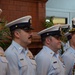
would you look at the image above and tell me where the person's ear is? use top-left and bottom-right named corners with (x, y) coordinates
top-left (46, 37), bottom-right (51, 44)
top-left (14, 31), bottom-right (20, 38)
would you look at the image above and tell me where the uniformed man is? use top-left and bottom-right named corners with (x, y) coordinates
top-left (0, 47), bottom-right (9, 75)
top-left (0, 8), bottom-right (9, 75)
top-left (35, 24), bottom-right (67, 75)
top-left (61, 32), bottom-right (71, 52)
top-left (62, 18), bottom-right (75, 75)
top-left (5, 15), bottom-right (36, 75)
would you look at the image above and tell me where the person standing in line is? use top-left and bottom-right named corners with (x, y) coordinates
top-left (5, 15), bottom-right (36, 75)
top-left (62, 32), bottom-right (71, 52)
top-left (0, 47), bottom-right (9, 75)
top-left (0, 8), bottom-right (9, 75)
top-left (62, 29), bottom-right (75, 75)
top-left (35, 24), bottom-right (68, 75)
top-left (62, 18), bottom-right (75, 75)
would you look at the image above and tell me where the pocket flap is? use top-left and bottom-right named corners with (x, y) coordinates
top-left (52, 61), bottom-right (59, 69)
top-left (19, 59), bottom-right (27, 67)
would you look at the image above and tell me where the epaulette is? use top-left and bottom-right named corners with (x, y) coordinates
top-left (50, 52), bottom-right (54, 57)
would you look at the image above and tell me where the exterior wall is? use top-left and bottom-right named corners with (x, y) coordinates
top-left (0, 0), bottom-right (47, 32)
top-left (46, 0), bottom-right (75, 28)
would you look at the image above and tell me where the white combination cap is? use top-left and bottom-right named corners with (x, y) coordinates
top-left (6, 15), bottom-right (34, 31)
top-left (38, 24), bottom-right (69, 37)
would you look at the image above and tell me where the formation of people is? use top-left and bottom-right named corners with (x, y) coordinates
top-left (0, 8), bottom-right (75, 75)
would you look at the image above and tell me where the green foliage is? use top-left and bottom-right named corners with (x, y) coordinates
top-left (0, 19), bottom-right (11, 50)
top-left (59, 45), bottom-right (65, 55)
top-left (43, 17), bottom-right (54, 28)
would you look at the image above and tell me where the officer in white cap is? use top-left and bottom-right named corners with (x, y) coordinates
top-left (0, 8), bottom-right (9, 75)
top-left (62, 23), bottom-right (75, 75)
top-left (5, 15), bottom-right (36, 75)
top-left (0, 47), bottom-right (9, 75)
top-left (35, 24), bottom-right (68, 75)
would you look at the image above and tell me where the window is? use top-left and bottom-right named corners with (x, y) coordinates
top-left (46, 17), bottom-right (67, 25)
top-left (53, 17), bottom-right (67, 24)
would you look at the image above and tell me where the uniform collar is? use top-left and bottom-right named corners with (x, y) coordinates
top-left (43, 46), bottom-right (56, 57)
top-left (12, 41), bottom-right (28, 54)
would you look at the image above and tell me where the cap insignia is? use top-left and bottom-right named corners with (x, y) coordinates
top-left (15, 25), bottom-right (18, 28)
top-left (47, 33), bottom-right (49, 35)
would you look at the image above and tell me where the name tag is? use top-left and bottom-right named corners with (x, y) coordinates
top-left (53, 61), bottom-right (59, 69)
